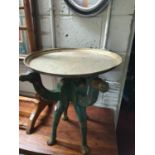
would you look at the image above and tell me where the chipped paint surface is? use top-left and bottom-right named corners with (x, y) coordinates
top-left (55, 16), bottom-right (105, 48)
top-left (54, 0), bottom-right (69, 15)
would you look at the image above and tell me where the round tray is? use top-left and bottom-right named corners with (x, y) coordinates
top-left (24, 48), bottom-right (122, 77)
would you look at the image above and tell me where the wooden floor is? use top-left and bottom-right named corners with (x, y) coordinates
top-left (19, 98), bottom-right (118, 155)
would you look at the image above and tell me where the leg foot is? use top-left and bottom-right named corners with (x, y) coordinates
top-left (26, 128), bottom-right (32, 134)
top-left (47, 137), bottom-right (57, 146)
top-left (81, 145), bottom-right (89, 155)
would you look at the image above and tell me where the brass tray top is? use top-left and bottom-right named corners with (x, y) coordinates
top-left (24, 48), bottom-right (122, 77)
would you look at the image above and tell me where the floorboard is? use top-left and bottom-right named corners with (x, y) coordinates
top-left (19, 99), bottom-right (118, 155)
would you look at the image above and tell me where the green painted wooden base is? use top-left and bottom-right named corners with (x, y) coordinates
top-left (19, 71), bottom-right (109, 154)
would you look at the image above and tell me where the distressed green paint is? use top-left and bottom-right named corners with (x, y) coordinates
top-left (19, 71), bottom-right (109, 154)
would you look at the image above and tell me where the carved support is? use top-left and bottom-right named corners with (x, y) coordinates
top-left (20, 71), bottom-right (109, 154)
top-left (26, 97), bottom-right (47, 134)
top-left (19, 71), bottom-right (61, 133)
top-left (47, 77), bottom-right (109, 154)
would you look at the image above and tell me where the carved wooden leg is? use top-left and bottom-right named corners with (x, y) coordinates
top-left (48, 79), bottom-right (71, 145)
top-left (47, 101), bottom-right (65, 145)
top-left (74, 104), bottom-right (89, 155)
top-left (26, 99), bottom-right (47, 134)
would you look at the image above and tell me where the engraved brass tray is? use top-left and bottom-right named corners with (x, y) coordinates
top-left (24, 48), bottom-right (122, 77)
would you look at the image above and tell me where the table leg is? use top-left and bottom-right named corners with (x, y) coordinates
top-left (74, 104), bottom-right (89, 154)
top-left (47, 100), bottom-right (67, 145)
top-left (47, 79), bottom-right (71, 145)
top-left (20, 71), bottom-right (61, 134)
top-left (26, 99), bottom-right (48, 134)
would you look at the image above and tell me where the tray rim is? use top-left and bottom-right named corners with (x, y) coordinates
top-left (24, 48), bottom-right (122, 78)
